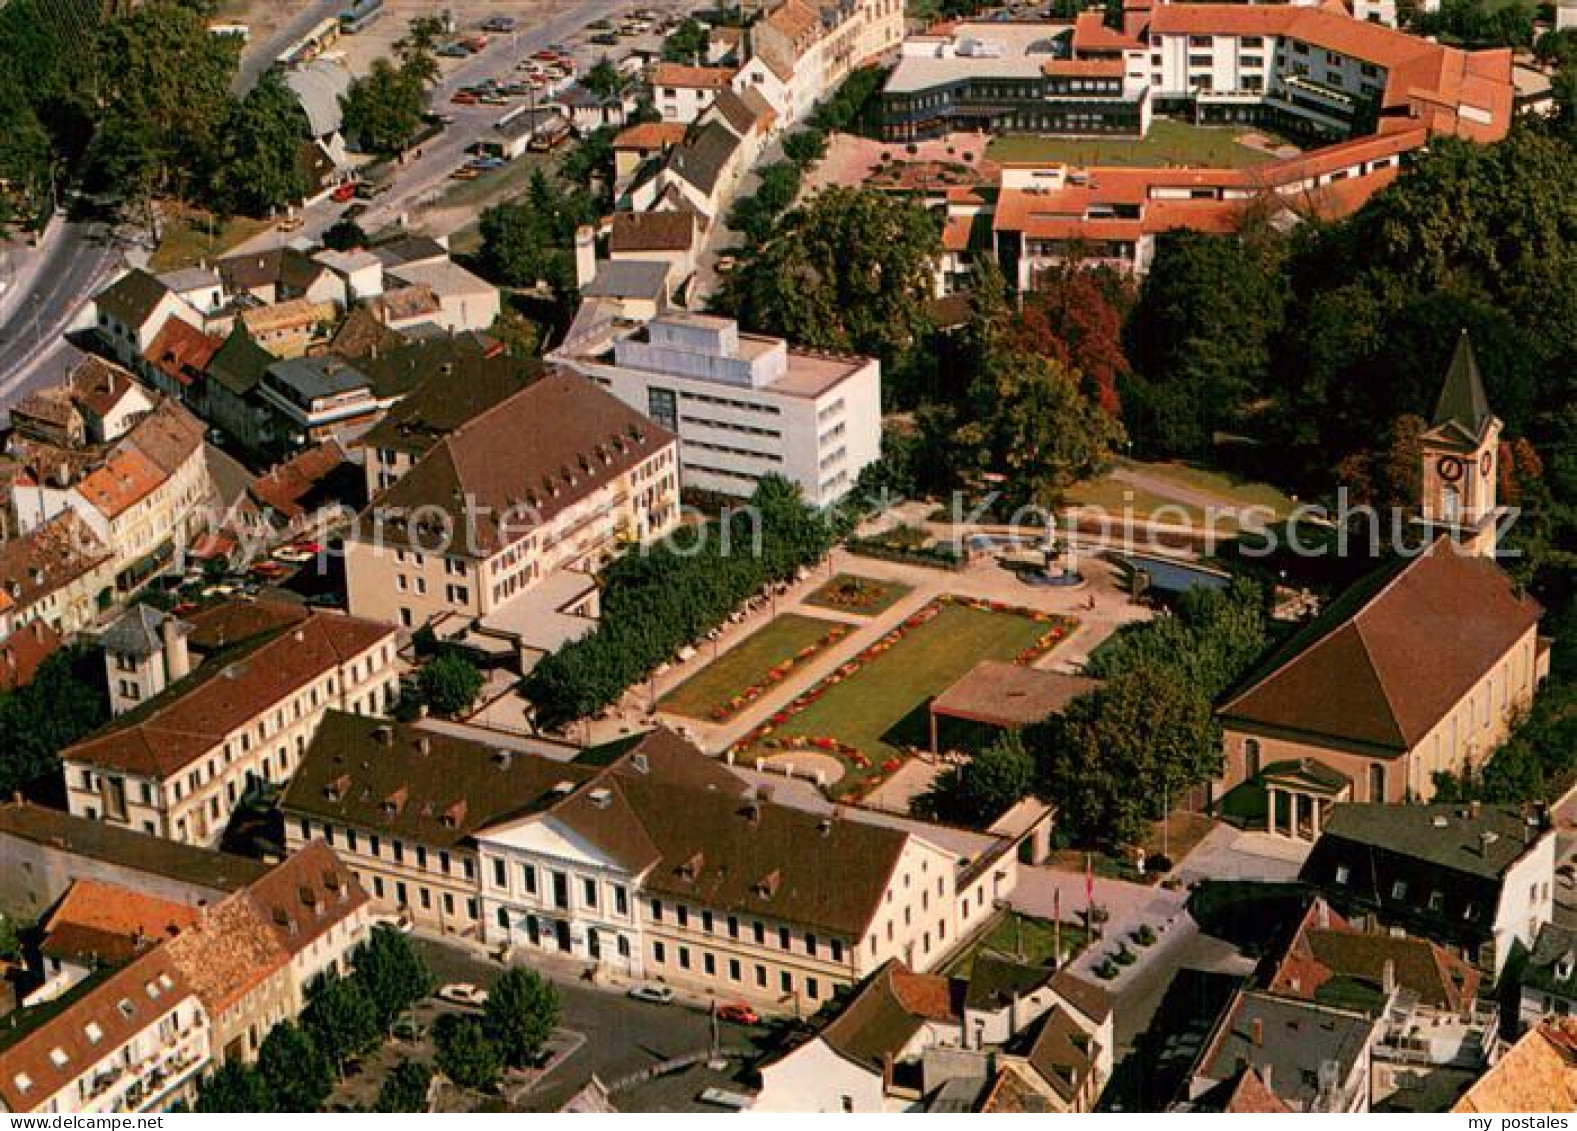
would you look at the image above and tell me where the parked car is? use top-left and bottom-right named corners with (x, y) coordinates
top-left (482, 15), bottom-right (517, 32)
top-left (437, 41), bottom-right (472, 57)
top-left (276, 214), bottom-right (304, 232)
top-left (392, 1016), bottom-right (428, 1041)
top-left (627, 982), bottom-right (674, 1005)
top-left (450, 166), bottom-right (481, 181)
top-left (716, 1002), bottom-right (760, 1025)
top-left (590, 32), bottom-right (617, 45)
top-left (331, 182), bottom-right (358, 203)
top-left (438, 983), bottom-right (490, 1008)
top-left (451, 89), bottom-right (479, 104)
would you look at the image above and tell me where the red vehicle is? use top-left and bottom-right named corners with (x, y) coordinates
top-left (250, 560), bottom-right (289, 579)
top-left (716, 1003), bottom-right (760, 1026)
top-left (332, 182), bottom-right (358, 203)
top-left (451, 90), bottom-right (479, 105)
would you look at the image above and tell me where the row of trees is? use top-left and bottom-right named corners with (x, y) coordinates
top-left (433, 968), bottom-right (562, 1091)
top-left (524, 476), bottom-right (836, 728)
top-left (195, 926), bottom-right (435, 1112)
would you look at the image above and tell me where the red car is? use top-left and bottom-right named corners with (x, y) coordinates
top-left (250, 560), bottom-right (289, 579)
top-left (450, 90), bottom-right (479, 105)
top-left (331, 182), bottom-right (358, 203)
top-left (716, 1002), bottom-right (760, 1026)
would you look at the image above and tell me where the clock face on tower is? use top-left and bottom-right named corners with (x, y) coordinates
top-left (1437, 456), bottom-right (1464, 482)
top-left (1481, 450), bottom-right (1493, 478)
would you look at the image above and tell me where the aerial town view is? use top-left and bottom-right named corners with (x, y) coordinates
top-left (0, 0), bottom-right (1574, 1117)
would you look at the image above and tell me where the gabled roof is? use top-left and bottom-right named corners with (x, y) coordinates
top-left (667, 119), bottom-right (743, 196)
top-left (62, 604), bottom-right (394, 780)
top-left (100, 604), bottom-right (170, 660)
top-left (1426, 330), bottom-right (1495, 447)
top-left (651, 62), bottom-right (734, 89)
top-left (329, 307), bottom-right (409, 359)
top-left (1454, 1018), bottom-right (1577, 1113)
top-left (68, 357), bottom-right (147, 420)
top-left (817, 960), bottom-right (962, 1073)
top-left (95, 269), bottom-right (174, 329)
top-left (1190, 1065), bottom-right (1293, 1114)
top-left (205, 326), bottom-right (277, 397)
top-left (248, 440), bottom-right (355, 522)
top-left (145, 317), bottom-right (222, 390)
top-left (612, 121), bottom-right (689, 151)
top-left (358, 352), bottom-right (537, 459)
top-left (0, 621), bottom-right (63, 692)
top-left (40, 879), bottom-right (200, 968)
top-left (608, 210), bottom-right (698, 254)
top-left (216, 247), bottom-right (327, 295)
top-left (119, 397), bottom-right (206, 476)
top-left (0, 511), bottom-right (111, 611)
top-left (356, 370), bottom-right (672, 558)
top-left (282, 711), bottom-right (599, 849)
top-left (1218, 539), bottom-right (1541, 751)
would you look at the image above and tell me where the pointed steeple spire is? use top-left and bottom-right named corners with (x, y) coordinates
top-left (1430, 330), bottom-right (1492, 440)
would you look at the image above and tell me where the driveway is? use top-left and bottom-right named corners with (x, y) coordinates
top-left (1172, 823), bottom-right (1310, 885)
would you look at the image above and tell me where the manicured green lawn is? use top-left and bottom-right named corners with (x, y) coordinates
top-left (803, 574), bottom-right (914, 617)
top-left (750, 601), bottom-right (1057, 790)
top-left (1123, 460), bottom-right (1294, 515)
top-left (945, 912), bottom-right (1089, 977)
top-left (659, 613), bottom-right (847, 722)
top-left (986, 120), bottom-right (1280, 169)
top-left (152, 211), bottom-right (274, 272)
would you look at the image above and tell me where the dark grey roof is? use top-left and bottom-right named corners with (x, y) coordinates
top-left (1429, 330), bottom-right (1493, 442)
top-left (1199, 991), bottom-right (1379, 1112)
top-left (266, 356), bottom-right (370, 399)
top-left (1523, 923), bottom-right (1577, 998)
top-left (965, 954), bottom-right (1054, 1012)
top-left (668, 119), bottom-right (742, 196)
top-left (100, 605), bottom-right (168, 659)
top-left (583, 259), bottom-right (669, 301)
top-left (370, 235), bottom-right (449, 270)
top-left (1313, 803), bottom-right (1547, 882)
top-left (206, 328), bottom-right (276, 396)
top-left (96, 270), bottom-right (171, 329)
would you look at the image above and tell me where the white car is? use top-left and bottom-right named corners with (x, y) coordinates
top-left (627, 982), bottom-right (674, 1005)
top-left (271, 546), bottom-right (315, 564)
top-left (438, 982), bottom-right (490, 1008)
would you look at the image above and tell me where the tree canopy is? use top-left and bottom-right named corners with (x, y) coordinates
top-left (433, 1014), bottom-right (502, 1092)
top-left (484, 967), bottom-right (561, 1068)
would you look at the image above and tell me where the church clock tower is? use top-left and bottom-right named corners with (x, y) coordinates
top-left (1416, 331), bottom-right (1503, 557)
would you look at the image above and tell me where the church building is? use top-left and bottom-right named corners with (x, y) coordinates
top-left (1214, 336), bottom-right (1550, 838)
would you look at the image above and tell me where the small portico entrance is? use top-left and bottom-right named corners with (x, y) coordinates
top-left (1260, 758), bottom-right (1351, 842)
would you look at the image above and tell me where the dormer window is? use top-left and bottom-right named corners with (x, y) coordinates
top-left (84, 1022), bottom-right (103, 1045)
top-left (14, 1073), bottom-right (30, 1095)
top-left (49, 1048), bottom-right (68, 1069)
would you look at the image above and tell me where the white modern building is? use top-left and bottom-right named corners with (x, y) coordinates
top-left (551, 313), bottom-right (881, 506)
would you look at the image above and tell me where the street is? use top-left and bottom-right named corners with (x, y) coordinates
top-left (412, 936), bottom-right (770, 1111)
top-left (230, 0), bottom-right (639, 254)
top-left (0, 220), bottom-right (122, 413)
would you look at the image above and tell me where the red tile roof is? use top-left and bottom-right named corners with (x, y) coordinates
top-left (652, 63), bottom-right (734, 89)
top-left (613, 121), bottom-right (690, 151)
top-left (40, 880), bottom-right (201, 968)
top-left (145, 317), bottom-right (222, 390)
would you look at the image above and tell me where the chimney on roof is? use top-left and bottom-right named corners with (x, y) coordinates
top-left (1250, 1018), bottom-right (1263, 1047)
top-left (163, 616), bottom-right (190, 682)
top-left (415, 736), bottom-right (431, 756)
top-left (1469, 800), bottom-right (1481, 820)
top-left (574, 226), bottom-right (597, 289)
top-left (817, 816), bottom-right (833, 837)
top-left (1382, 959), bottom-right (1396, 996)
top-left (1260, 1063), bottom-right (1273, 1090)
top-left (1316, 900), bottom-right (1330, 930)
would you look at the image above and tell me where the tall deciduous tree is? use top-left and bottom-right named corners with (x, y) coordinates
top-left (913, 732), bottom-right (1035, 826)
top-left (302, 973), bottom-right (380, 1079)
top-left (1010, 265), bottom-right (1134, 418)
top-left (355, 925), bottom-right (435, 1029)
top-left (727, 187), bottom-right (940, 365)
top-left (484, 968), bottom-right (561, 1068)
top-left (195, 1062), bottom-right (271, 1113)
top-left (662, 18), bottom-right (710, 62)
top-left (257, 1021), bottom-right (332, 1112)
top-left (214, 73), bottom-right (310, 216)
top-left (341, 58), bottom-right (424, 156)
top-left (433, 1014), bottom-right (502, 1091)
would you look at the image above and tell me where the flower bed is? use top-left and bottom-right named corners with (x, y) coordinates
top-left (734, 595), bottom-right (1077, 798)
top-left (701, 623), bottom-right (852, 722)
top-left (804, 574), bottom-right (913, 617)
top-left (659, 614), bottom-right (852, 724)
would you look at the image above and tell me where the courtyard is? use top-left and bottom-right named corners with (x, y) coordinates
top-left (736, 596), bottom-right (1075, 799)
top-left (943, 910), bottom-right (1090, 978)
top-left (985, 120), bottom-right (1291, 169)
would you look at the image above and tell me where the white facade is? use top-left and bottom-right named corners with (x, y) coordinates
top-left (553, 314), bottom-right (882, 506)
top-left (1490, 829), bottom-right (1558, 979)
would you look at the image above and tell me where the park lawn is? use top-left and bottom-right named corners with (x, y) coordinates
top-left (945, 911), bottom-right (1089, 978)
top-left (659, 613), bottom-right (846, 722)
top-left (151, 210), bottom-right (273, 272)
top-left (986, 120), bottom-right (1279, 169)
top-left (1122, 460), bottom-right (1294, 516)
top-left (757, 601), bottom-right (1053, 792)
top-left (803, 573), bottom-right (914, 617)
top-left (1065, 474), bottom-right (1213, 525)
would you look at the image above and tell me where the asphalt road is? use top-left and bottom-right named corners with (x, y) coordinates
top-left (234, 0), bottom-right (346, 94)
top-left (412, 936), bottom-right (769, 1111)
top-left (231, 0), bottom-right (634, 254)
top-left (0, 221), bottom-right (122, 413)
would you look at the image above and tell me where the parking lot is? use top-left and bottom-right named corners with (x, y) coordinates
top-left (409, 938), bottom-right (773, 1111)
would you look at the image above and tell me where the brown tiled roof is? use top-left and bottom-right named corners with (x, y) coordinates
top-left (358, 352), bottom-right (538, 459)
top-left (358, 371), bottom-right (675, 558)
top-left (240, 298), bottom-right (336, 336)
top-left (329, 307), bottom-right (409, 359)
top-left (63, 606), bottom-right (394, 779)
top-left (0, 620), bottom-right (63, 691)
top-left (1219, 539), bottom-right (1541, 751)
top-left (181, 598), bottom-right (309, 652)
top-left (765, 0), bottom-right (819, 47)
top-left (1024, 1006), bottom-right (1097, 1104)
top-left (373, 284), bottom-right (440, 323)
top-left (1455, 1019), bottom-right (1577, 1113)
top-left (932, 663), bottom-right (1099, 729)
top-left (0, 511), bottom-right (111, 611)
top-left (41, 880), bottom-right (200, 968)
top-left (0, 799), bottom-right (267, 893)
top-left (282, 711), bottom-right (598, 849)
top-left (162, 895), bottom-right (286, 1014)
top-left (243, 839), bottom-right (369, 957)
top-left (1193, 1065), bottom-right (1293, 1114)
top-left (612, 121), bottom-right (689, 151)
top-left (145, 317), bottom-right (222, 390)
top-left (1048, 969), bottom-right (1113, 1027)
top-left (979, 1062), bottom-right (1056, 1112)
top-left (609, 210), bottom-right (697, 254)
top-left (215, 248), bottom-right (326, 296)
top-left (652, 63), bottom-right (734, 89)
top-left (0, 946), bottom-right (195, 1112)
top-left (817, 960), bottom-right (962, 1072)
top-left (11, 389), bottom-right (79, 430)
top-left (249, 440), bottom-right (351, 522)
top-left (119, 397), bottom-right (205, 477)
top-left (76, 448), bottom-right (165, 519)
top-left (68, 357), bottom-right (144, 420)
